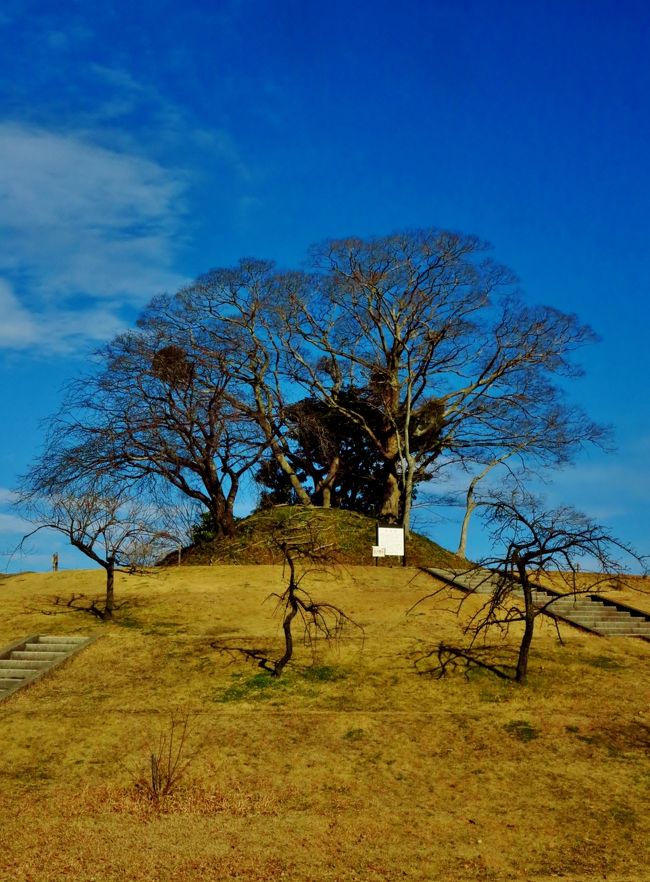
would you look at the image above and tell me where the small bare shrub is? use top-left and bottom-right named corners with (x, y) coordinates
top-left (129, 708), bottom-right (194, 803)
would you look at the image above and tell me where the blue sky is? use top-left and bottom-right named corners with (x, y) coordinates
top-left (1, 0), bottom-right (648, 571)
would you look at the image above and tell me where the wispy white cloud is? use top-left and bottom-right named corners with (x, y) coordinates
top-left (0, 279), bottom-right (37, 347)
top-left (46, 25), bottom-right (93, 51)
top-left (0, 274), bottom-right (129, 353)
top-left (0, 511), bottom-right (28, 535)
top-left (0, 488), bottom-right (18, 506)
top-left (0, 122), bottom-right (190, 351)
top-left (0, 488), bottom-right (28, 538)
top-left (84, 64), bottom-right (254, 184)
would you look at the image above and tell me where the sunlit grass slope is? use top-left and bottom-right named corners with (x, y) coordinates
top-left (0, 565), bottom-right (649, 882)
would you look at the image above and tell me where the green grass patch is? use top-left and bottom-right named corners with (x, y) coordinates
top-left (215, 664), bottom-right (346, 702)
top-left (216, 672), bottom-right (292, 702)
top-left (343, 727), bottom-right (365, 741)
top-left (584, 655), bottom-right (623, 670)
top-left (298, 664), bottom-right (347, 682)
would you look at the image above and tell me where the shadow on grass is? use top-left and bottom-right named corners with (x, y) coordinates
top-left (28, 593), bottom-right (147, 629)
top-left (414, 641), bottom-right (518, 681)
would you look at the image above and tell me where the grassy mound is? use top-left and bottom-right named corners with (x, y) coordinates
top-left (178, 504), bottom-right (464, 568)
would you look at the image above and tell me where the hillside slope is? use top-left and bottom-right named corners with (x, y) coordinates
top-left (177, 505), bottom-right (464, 568)
top-left (0, 566), bottom-right (648, 882)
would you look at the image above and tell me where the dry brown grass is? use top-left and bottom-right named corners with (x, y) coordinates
top-left (0, 564), bottom-right (648, 881)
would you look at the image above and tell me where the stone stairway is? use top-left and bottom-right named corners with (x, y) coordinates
top-left (530, 586), bottom-right (650, 637)
top-left (0, 635), bottom-right (94, 701)
top-left (427, 567), bottom-right (650, 638)
top-left (427, 567), bottom-right (500, 595)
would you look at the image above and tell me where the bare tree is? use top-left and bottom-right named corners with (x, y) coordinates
top-left (455, 456), bottom-right (516, 558)
top-left (20, 261), bottom-right (317, 544)
top-left (267, 514), bottom-right (363, 676)
top-left (416, 490), bottom-right (645, 683)
top-left (282, 229), bottom-right (605, 535)
top-left (176, 260), bottom-right (314, 507)
top-left (213, 510), bottom-right (362, 676)
top-left (17, 481), bottom-right (174, 619)
top-left (452, 392), bottom-right (611, 558)
top-left (33, 305), bottom-right (264, 539)
top-left (20, 236), bottom-right (607, 551)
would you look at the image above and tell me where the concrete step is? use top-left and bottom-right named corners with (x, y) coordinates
top-left (11, 651), bottom-right (65, 661)
top-left (563, 609), bottom-right (643, 618)
top-left (539, 603), bottom-right (640, 621)
top-left (547, 611), bottom-right (628, 621)
top-left (0, 635), bottom-right (95, 701)
top-left (34, 635), bottom-right (89, 644)
top-left (547, 600), bottom-right (625, 610)
top-left (0, 668), bottom-right (40, 679)
top-left (0, 678), bottom-right (24, 689)
top-left (0, 658), bottom-right (50, 669)
top-left (555, 609), bottom-right (633, 618)
top-left (570, 623), bottom-right (648, 632)
top-left (558, 611), bottom-right (647, 623)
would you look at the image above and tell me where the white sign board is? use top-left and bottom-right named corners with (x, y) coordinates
top-left (376, 526), bottom-right (405, 557)
top-left (372, 545), bottom-right (386, 558)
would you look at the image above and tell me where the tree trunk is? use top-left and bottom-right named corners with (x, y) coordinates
top-left (254, 388), bottom-right (312, 506)
top-left (401, 453), bottom-right (416, 538)
top-left (206, 479), bottom-right (236, 538)
top-left (317, 454), bottom-right (339, 509)
top-left (103, 558), bottom-right (115, 620)
top-left (220, 504), bottom-right (236, 538)
top-left (457, 494), bottom-right (477, 559)
top-left (457, 459), bottom-right (512, 558)
top-left (274, 556), bottom-right (298, 676)
top-left (379, 424), bottom-right (401, 522)
top-left (270, 440), bottom-right (312, 506)
top-left (224, 474), bottom-right (240, 536)
top-left (208, 505), bottom-right (235, 539)
top-left (515, 563), bottom-right (535, 683)
top-left (378, 391), bottom-right (401, 522)
top-left (379, 468), bottom-right (401, 522)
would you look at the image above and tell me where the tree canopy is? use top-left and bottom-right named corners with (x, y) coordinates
top-left (18, 227), bottom-right (606, 546)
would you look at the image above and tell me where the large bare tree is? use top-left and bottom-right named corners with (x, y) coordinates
top-left (31, 301), bottom-right (265, 538)
top-left (282, 229), bottom-right (604, 535)
top-left (20, 234), bottom-right (607, 548)
top-left (173, 259), bottom-right (314, 506)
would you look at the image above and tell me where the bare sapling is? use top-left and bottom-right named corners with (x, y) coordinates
top-left (213, 511), bottom-right (363, 676)
top-left (130, 707), bottom-right (194, 803)
top-left (412, 490), bottom-right (645, 684)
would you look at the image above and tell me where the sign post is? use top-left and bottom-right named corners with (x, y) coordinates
top-left (374, 525), bottom-right (406, 566)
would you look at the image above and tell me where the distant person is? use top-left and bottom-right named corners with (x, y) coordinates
top-left (52, 552), bottom-right (59, 572)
